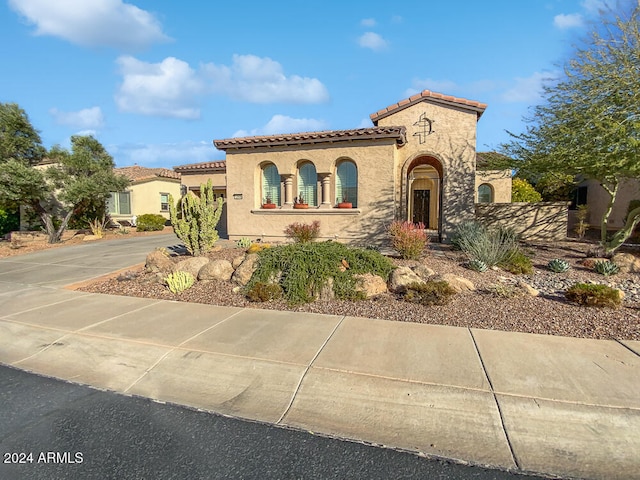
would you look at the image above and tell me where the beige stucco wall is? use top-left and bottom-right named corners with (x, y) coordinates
top-left (475, 170), bottom-right (512, 203)
top-left (225, 141), bottom-right (398, 243)
top-left (377, 101), bottom-right (479, 240)
top-left (111, 178), bottom-right (181, 222)
top-left (475, 202), bottom-right (569, 241)
top-left (584, 178), bottom-right (640, 229)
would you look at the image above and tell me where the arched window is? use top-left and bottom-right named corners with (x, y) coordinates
top-left (336, 160), bottom-right (357, 207)
top-left (478, 183), bottom-right (493, 203)
top-left (262, 164), bottom-right (281, 205)
top-left (298, 162), bottom-right (317, 206)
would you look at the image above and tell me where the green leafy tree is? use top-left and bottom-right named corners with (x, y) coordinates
top-left (534, 172), bottom-right (576, 201)
top-left (0, 103), bottom-right (46, 166)
top-left (511, 178), bottom-right (543, 202)
top-left (501, 5), bottom-right (640, 253)
top-left (0, 135), bottom-right (129, 243)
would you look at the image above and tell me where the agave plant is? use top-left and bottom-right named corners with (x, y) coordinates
top-left (467, 258), bottom-right (488, 273)
top-left (547, 258), bottom-right (570, 273)
top-left (594, 260), bottom-right (620, 276)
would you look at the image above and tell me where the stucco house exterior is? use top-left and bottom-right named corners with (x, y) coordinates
top-left (205, 90), bottom-right (512, 243)
top-left (108, 166), bottom-right (181, 225)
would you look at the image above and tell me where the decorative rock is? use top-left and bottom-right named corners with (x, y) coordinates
top-left (145, 250), bottom-right (174, 274)
top-left (412, 265), bottom-right (436, 280)
top-left (581, 257), bottom-right (608, 269)
top-left (232, 255), bottom-right (246, 269)
top-left (198, 259), bottom-right (234, 281)
top-left (82, 234), bottom-right (99, 241)
top-left (388, 266), bottom-right (425, 293)
top-left (433, 273), bottom-right (475, 293)
top-left (354, 273), bottom-right (388, 298)
top-left (313, 277), bottom-right (335, 301)
top-left (517, 280), bottom-right (539, 297)
top-left (232, 253), bottom-right (259, 286)
top-left (174, 256), bottom-right (210, 278)
top-left (611, 252), bottom-right (640, 274)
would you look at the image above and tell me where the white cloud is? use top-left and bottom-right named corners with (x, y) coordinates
top-left (232, 115), bottom-right (327, 138)
top-left (553, 13), bottom-right (584, 29)
top-left (501, 72), bottom-right (556, 103)
top-left (361, 18), bottom-right (376, 27)
top-left (50, 106), bottom-right (105, 129)
top-left (201, 54), bottom-right (329, 104)
top-left (8, 0), bottom-right (170, 50)
top-left (358, 32), bottom-right (388, 51)
top-left (581, 0), bottom-right (608, 14)
top-left (109, 140), bottom-right (222, 168)
top-left (115, 56), bottom-right (205, 119)
top-left (404, 78), bottom-right (459, 97)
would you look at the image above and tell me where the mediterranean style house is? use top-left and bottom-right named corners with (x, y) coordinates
top-left (194, 90), bottom-right (511, 243)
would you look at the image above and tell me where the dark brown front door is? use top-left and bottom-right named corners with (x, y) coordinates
top-left (412, 189), bottom-right (430, 226)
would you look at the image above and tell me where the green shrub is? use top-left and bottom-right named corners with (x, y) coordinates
top-left (136, 214), bottom-right (167, 232)
top-left (388, 220), bottom-right (429, 260)
top-left (246, 282), bottom-right (283, 302)
top-left (512, 178), bottom-right (543, 202)
top-left (0, 208), bottom-right (19, 236)
top-left (451, 221), bottom-right (485, 250)
top-left (165, 271), bottom-right (195, 294)
top-left (565, 283), bottom-right (622, 309)
top-left (246, 241), bottom-right (394, 305)
top-left (467, 259), bottom-right (488, 272)
top-left (499, 250), bottom-right (533, 274)
top-left (593, 260), bottom-right (620, 276)
top-left (169, 179), bottom-right (224, 256)
top-left (402, 281), bottom-right (456, 306)
top-left (547, 258), bottom-right (570, 273)
top-left (236, 237), bottom-right (252, 248)
top-left (284, 221), bottom-right (320, 243)
top-left (454, 222), bottom-right (520, 267)
top-left (484, 283), bottom-right (522, 298)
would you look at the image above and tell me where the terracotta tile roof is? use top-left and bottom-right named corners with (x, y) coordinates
top-left (173, 160), bottom-right (227, 173)
top-left (370, 90), bottom-right (487, 124)
top-left (115, 166), bottom-right (181, 183)
top-left (214, 126), bottom-right (407, 151)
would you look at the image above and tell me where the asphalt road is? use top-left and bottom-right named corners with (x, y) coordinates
top-left (0, 366), bottom-right (549, 480)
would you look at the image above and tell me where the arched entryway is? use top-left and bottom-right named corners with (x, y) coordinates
top-left (404, 156), bottom-right (443, 232)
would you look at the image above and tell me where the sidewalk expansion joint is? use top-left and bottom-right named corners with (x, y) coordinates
top-left (615, 339), bottom-right (640, 358)
top-left (276, 315), bottom-right (346, 425)
top-left (469, 328), bottom-right (521, 471)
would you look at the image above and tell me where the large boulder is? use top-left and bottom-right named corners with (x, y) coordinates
top-left (433, 273), bottom-right (475, 293)
top-left (611, 252), bottom-right (640, 274)
top-left (412, 265), bottom-right (436, 280)
top-left (232, 253), bottom-right (259, 286)
top-left (145, 250), bottom-right (174, 274)
top-left (388, 266), bottom-right (425, 293)
top-left (232, 255), bottom-right (246, 269)
top-left (354, 273), bottom-right (388, 298)
top-left (174, 256), bottom-right (210, 278)
top-left (198, 259), bottom-right (234, 281)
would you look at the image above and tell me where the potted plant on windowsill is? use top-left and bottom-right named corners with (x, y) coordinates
top-left (293, 192), bottom-right (309, 209)
top-left (262, 194), bottom-right (277, 209)
top-left (337, 194), bottom-right (352, 209)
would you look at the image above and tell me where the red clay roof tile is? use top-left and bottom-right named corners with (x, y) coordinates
top-left (173, 161), bottom-right (226, 173)
top-left (115, 166), bottom-right (180, 183)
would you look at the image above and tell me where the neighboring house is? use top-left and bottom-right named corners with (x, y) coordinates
top-left (108, 166), bottom-right (181, 225)
top-left (475, 152), bottom-right (512, 204)
top-left (579, 178), bottom-right (640, 230)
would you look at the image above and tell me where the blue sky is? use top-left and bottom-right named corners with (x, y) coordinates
top-left (0, 0), bottom-right (622, 168)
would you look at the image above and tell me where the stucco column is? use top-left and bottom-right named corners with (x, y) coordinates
top-left (282, 174), bottom-right (294, 207)
top-left (319, 173), bottom-right (332, 208)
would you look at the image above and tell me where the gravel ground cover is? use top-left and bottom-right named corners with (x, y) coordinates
top-left (78, 240), bottom-right (640, 341)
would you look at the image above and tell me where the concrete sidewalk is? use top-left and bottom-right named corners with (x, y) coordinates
top-left (1, 235), bottom-right (639, 480)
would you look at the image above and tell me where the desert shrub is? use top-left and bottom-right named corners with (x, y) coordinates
top-left (284, 221), bottom-right (320, 243)
top-left (247, 241), bottom-right (394, 305)
top-left (451, 221), bottom-right (485, 250)
top-left (454, 222), bottom-right (519, 267)
top-left (574, 204), bottom-right (589, 239)
top-left (547, 258), bottom-right (570, 273)
top-left (0, 208), bottom-right (19, 236)
top-left (136, 214), bottom-right (167, 232)
top-left (499, 250), bottom-right (533, 274)
top-left (165, 271), bottom-right (195, 294)
top-left (565, 283), bottom-right (622, 309)
top-left (236, 237), bottom-right (252, 248)
top-left (247, 243), bottom-right (270, 254)
top-left (484, 283), bottom-right (522, 298)
top-left (512, 178), bottom-right (543, 202)
top-left (388, 220), bottom-right (429, 260)
top-left (246, 282), bottom-right (283, 302)
top-left (402, 281), bottom-right (456, 306)
top-left (88, 216), bottom-right (109, 238)
top-left (467, 259), bottom-right (488, 272)
top-left (593, 260), bottom-right (620, 276)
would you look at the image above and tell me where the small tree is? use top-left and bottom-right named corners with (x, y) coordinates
top-left (511, 178), bottom-right (542, 202)
top-left (169, 179), bottom-right (224, 256)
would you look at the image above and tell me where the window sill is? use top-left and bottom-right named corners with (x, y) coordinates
top-left (251, 208), bottom-right (361, 215)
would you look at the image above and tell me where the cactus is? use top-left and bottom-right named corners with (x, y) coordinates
top-left (169, 179), bottom-right (224, 256)
top-left (467, 258), bottom-right (488, 272)
top-left (594, 260), bottom-right (620, 276)
top-left (236, 237), bottom-right (252, 248)
top-left (165, 271), bottom-right (195, 294)
top-left (547, 258), bottom-right (570, 273)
